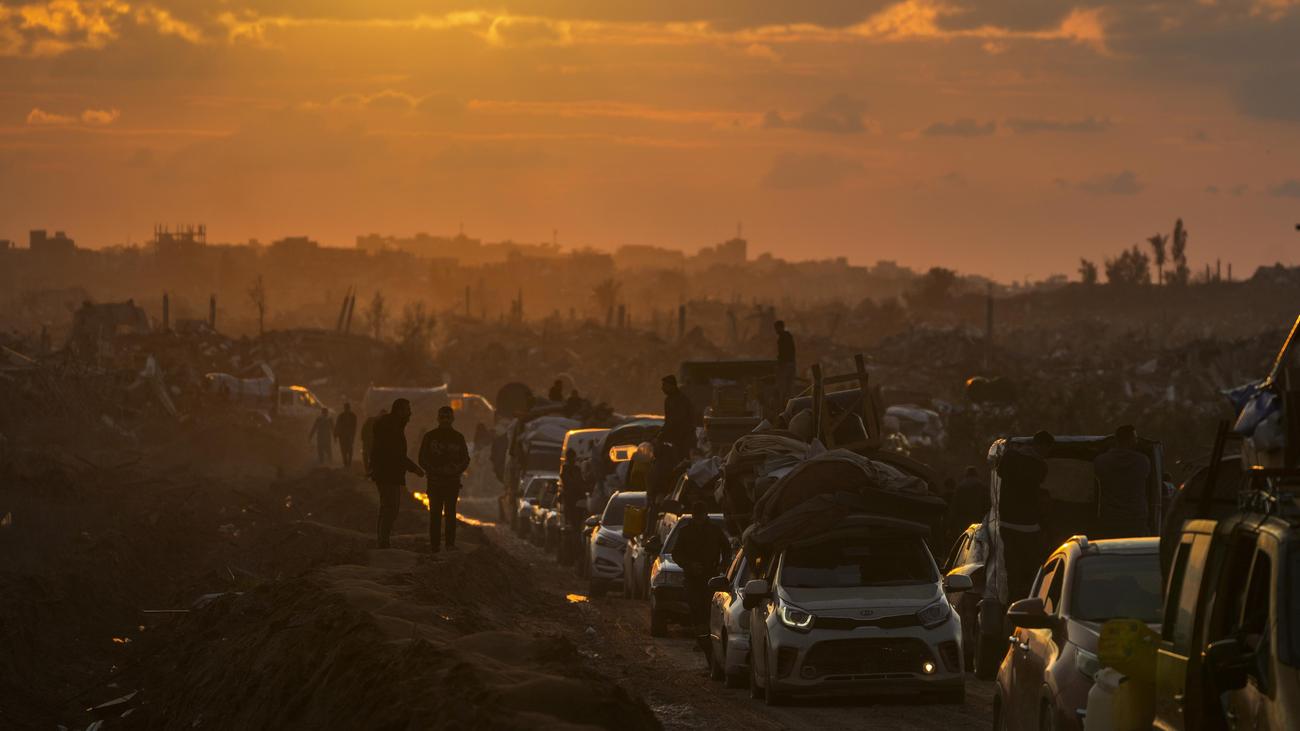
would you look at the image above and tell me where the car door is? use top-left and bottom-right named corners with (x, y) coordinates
top-left (1155, 532), bottom-right (1213, 730)
top-left (1222, 541), bottom-right (1277, 731)
top-left (1011, 558), bottom-right (1062, 729)
top-left (712, 551), bottom-right (744, 644)
top-left (1023, 558), bottom-right (1066, 721)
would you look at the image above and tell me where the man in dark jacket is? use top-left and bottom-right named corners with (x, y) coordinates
top-left (334, 402), bottom-right (358, 469)
top-left (371, 399), bottom-right (424, 548)
top-left (1093, 425), bottom-right (1151, 538)
top-left (418, 406), bottom-right (470, 553)
top-left (361, 408), bottom-right (386, 474)
top-left (997, 430), bottom-right (1053, 601)
top-left (672, 501), bottom-right (730, 630)
top-left (558, 448), bottom-right (587, 565)
top-left (308, 407), bottom-right (333, 465)
top-left (659, 375), bottom-right (695, 460)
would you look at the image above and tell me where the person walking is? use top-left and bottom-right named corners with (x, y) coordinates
top-left (558, 448), bottom-right (588, 565)
top-left (334, 402), bottom-right (358, 469)
top-left (370, 399), bottom-right (424, 548)
top-left (997, 431), bottom-right (1053, 601)
top-left (308, 407), bottom-right (333, 465)
top-left (672, 501), bottom-right (730, 632)
top-left (418, 406), bottom-right (471, 553)
top-left (361, 408), bottom-right (386, 475)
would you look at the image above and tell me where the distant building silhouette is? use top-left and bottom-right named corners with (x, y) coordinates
top-left (29, 229), bottom-right (76, 255)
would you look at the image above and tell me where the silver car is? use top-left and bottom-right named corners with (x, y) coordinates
top-left (744, 522), bottom-right (972, 706)
top-left (708, 547), bottom-right (752, 688)
top-left (586, 490), bottom-right (646, 596)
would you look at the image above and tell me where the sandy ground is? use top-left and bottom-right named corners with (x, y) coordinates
top-left (458, 496), bottom-right (997, 731)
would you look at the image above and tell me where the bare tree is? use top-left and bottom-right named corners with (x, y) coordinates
top-left (591, 278), bottom-right (622, 326)
top-left (1147, 233), bottom-right (1169, 285)
top-left (1078, 259), bottom-right (1099, 285)
top-left (247, 274), bottom-right (268, 335)
top-left (1169, 218), bottom-right (1191, 286)
top-left (364, 291), bottom-right (388, 340)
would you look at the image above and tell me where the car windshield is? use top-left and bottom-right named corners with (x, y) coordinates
top-left (664, 516), bottom-right (727, 553)
top-left (600, 493), bottom-right (643, 527)
top-left (1070, 553), bottom-right (1163, 623)
top-left (782, 535), bottom-right (938, 588)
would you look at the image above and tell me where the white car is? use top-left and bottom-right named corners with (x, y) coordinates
top-left (744, 518), bottom-right (971, 706)
top-left (586, 490), bottom-right (646, 596)
top-left (708, 547), bottom-right (752, 688)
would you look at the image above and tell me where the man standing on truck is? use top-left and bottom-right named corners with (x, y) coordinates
top-left (361, 408), bottom-right (386, 475)
top-left (1093, 425), bottom-right (1151, 538)
top-left (672, 501), bottom-right (730, 631)
top-left (774, 320), bottom-right (797, 407)
top-left (334, 402), bottom-right (358, 469)
top-left (660, 375), bottom-right (695, 462)
top-left (997, 430), bottom-right (1054, 600)
top-left (371, 399), bottom-right (424, 549)
top-left (418, 406), bottom-right (471, 553)
top-left (308, 407), bottom-right (333, 465)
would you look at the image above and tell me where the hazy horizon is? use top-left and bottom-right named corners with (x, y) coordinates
top-left (5, 1), bottom-right (1300, 280)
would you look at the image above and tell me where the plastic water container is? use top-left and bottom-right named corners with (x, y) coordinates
top-left (1085, 667), bottom-right (1154, 731)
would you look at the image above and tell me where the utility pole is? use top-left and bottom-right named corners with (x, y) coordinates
top-left (984, 283), bottom-right (994, 371)
top-left (162, 292), bottom-right (170, 332)
top-left (208, 294), bottom-right (217, 330)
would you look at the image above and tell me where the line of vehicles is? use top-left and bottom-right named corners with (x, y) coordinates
top-left (500, 319), bottom-right (1300, 728)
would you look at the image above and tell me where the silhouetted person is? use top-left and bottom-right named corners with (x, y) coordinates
top-left (659, 374), bottom-right (695, 461)
top-left (1094, 425), bottom-right (1151, 538)
top-left (671, 502), bottom-right (730, 630)
top-left (564, 389), bottom-right (584, 417)
top-left (334, 402), bottom-right (358, 468)
top-left (361, 408), bottom-right (386, 475)
top-left (548, 379), bottom-right (564, 402)
top-left (774, 320), bottom-right (797, 407)
top-left (371, 399), bottom-right (424, 548)
top-left (998, 430), bottom-right (1053, 601)
top-left (419, 406), bottom-right (470, 553)
top-left (308, 407), bottom-right (333, 465)
top-left (946, 466), bottom-right (990, 544)
top-left (558, 448), bottom-right (587, 564)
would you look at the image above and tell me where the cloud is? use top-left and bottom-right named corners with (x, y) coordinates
top-left (760, 152), bottom-right (864, 190)
top-left (81, 108), bottom-right (120, 125)
top-left (1071, 170), bottom-right (1143, 196)
top-left (26, 107), bottom-right (75, 125)
top-left (921, 118), bottom-right (996, 137)
top-left (1268, 179), bottom-right (1300, 197)
top-left (1005, 116), bottom-right (1110, 134)
top-left (763, 93), bottom-right (871, 135)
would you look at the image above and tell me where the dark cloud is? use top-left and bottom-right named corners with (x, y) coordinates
top-left (921, 118), bottom-right (996, 137)
top-left (1237, 69), bottom-right (1300, 123)
top-left (763, 94), bottom-right (869, 135)
top-left (760, 152), bottom-right (863, 190)
top-left (1072, 170), bottom-right (1143, 196)
top-left (1005, 116), bottom-right (1110, 134)
top-left (1268, 179), bottom-right (1300, 198)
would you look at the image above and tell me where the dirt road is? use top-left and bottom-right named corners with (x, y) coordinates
top-left (461, 497), bottom-right (997, 731)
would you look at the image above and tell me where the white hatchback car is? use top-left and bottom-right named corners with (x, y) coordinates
top-left (744, 519), bottom-right (972, 706)
top-left (585, 490), bottom-right (646, 596)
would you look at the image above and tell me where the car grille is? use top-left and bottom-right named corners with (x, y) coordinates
top-left (801, 638), bottom-right (936, 680)
top-left (813, 613), bottom-right (920, 631)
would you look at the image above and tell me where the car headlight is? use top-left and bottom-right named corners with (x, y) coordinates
top-left (778, 600), bottom-right (815, 632)
top-left (595, 533), bottom-right (622, 548)
top-left (1075, 646), bottom-right (1101, 680)
top-left (916, 600), bottom-right (951, 629)
top-left (652, 569), bottom-right (685, 587)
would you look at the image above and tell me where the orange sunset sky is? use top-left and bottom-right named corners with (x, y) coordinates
top-left (2, 0), bottom-right (1299, 279)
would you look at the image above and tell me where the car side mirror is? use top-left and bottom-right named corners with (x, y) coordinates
top-left (1006, 597), bottom-right (1055, 629)
top-left (741, 579), bottom-right (771, 610)
top-left (707, 575), bottom-right (729, 592)
top-left (1204, 638), bottom-right (1252, 692)
top-left (583, 516), bottom-right (599, 528)
top-left (943, 572), bottom-right (974, 593)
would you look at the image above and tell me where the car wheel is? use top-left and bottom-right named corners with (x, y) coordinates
top-left (587, 578), bottom-right (604, 597)
top-left (748, 653), bottom-right (765, 700)
top-left (650, 609), bottom-right (668, 637)
top-left (975, 630), bottom-right (1005, 681)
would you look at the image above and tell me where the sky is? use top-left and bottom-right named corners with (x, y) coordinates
top-left (2, 0), bottom-right (1300, 280)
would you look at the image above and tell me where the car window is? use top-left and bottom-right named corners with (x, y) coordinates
top-left (726, 551), bottom-right (746, 582)
top-left (1204, 531), bottom-right (1259, 646)
top-left (1240, 550), bottom-right (1272, 653)
top-left (664, 516), bottom-right (727, 553)
top-left (600, 493), bottom-right (643, 527)
top-left (781, 535), bottom-right (938, 588)
top-left (1043, 562), bottom-right (1066, 615)
top-left (1166, 535), bottom-right (1211, 655)
top-left (944, 533), bottom-right (968, 571)
top-left (1033, 559), bottom-right (1062, 605)
top-left (1069, 553), bottom-right (1163, 623)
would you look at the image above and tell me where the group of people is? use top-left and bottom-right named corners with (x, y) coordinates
top-left (307, 403), bottom-right (358, 467)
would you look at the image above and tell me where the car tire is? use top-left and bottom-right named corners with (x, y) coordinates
top-left (975, 630), bottom-right (1005, 680)
top-left (748, 655), bottom-right (765, 700)
top-left (650, 609), bottom-right (668, 637)
top-left (588, 578), bottom-right (604, 597)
